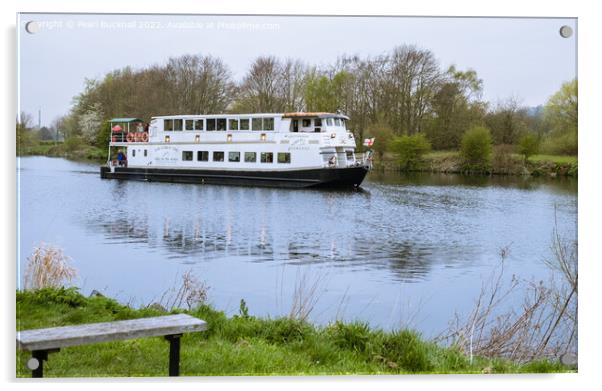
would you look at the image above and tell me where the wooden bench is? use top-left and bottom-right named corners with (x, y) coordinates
top-left (16, 314), bottom-right (207, 378)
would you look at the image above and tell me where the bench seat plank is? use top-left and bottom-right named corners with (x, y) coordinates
top-left (17, 314), bottom-right (207, 352)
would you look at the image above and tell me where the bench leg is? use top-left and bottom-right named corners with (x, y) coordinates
top-left (30, 350), bottom-right (48, 378)
top-left (165, 334), bottom-right (182, 376)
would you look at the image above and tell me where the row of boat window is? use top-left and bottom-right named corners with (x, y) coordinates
top-left (182, 151), bottom-right (291, 164)
top-left (164, 118), bottom-right (275, 132)
top-left (297, 118), bottom-right (344, 127)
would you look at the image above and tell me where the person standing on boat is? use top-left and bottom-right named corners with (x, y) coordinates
top-left (117, 149), bottom-right (126, 167)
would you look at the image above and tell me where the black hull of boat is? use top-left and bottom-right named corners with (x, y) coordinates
top-left (99, 165), bottom-right (369, 188)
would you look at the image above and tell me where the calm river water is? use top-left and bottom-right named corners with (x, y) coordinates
top-left (17, 156), bottom-right (577, 336)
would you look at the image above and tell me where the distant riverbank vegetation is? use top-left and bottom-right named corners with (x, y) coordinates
top-left (16, 45), bottom-right (577, 176)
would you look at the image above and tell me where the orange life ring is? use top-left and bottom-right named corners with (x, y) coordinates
top-left (126, 133), bottom-right (135, 142)
top-left (140, 132), bottom-right (149, 142)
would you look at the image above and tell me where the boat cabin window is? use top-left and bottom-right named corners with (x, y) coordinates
top-left (217, 118), bottom-right (227, 131)
top-left (182, 151), bottom-right (193, 161)
top-left (302, 119), bottom-right (311, 127)
top-left (229, 152), bottom-right (240, 162)
top-left (252, 118), bottom-right (262, 131)
top-left (144, 150), bottom-right (147, 157)
top-left (197, 151), bottom-right (209, 161)
top-left (260, 152), bottom-right (273, 163)
top-left (264, 117), bottom-right (274, 131)
top-left (174, 119), bottom-right (183, 131)
top-left (326, 118), bottom-right (333, 126)
top-left (229, 119), bottom-right (239, 131)
top-left (245, 152), bottom-right (256, 162)
top-left (277, 153), bottom-right (291, 164)
top-left (195, 119), bottom-right (204, 130)
top-left (346, 151), bottom-right (354, 160)
top-left (292, 120), bottom-right (299, 132)
top-left (207, 118), bottom-right (216, 131)
top-left (240, 119), bottom-right (250, 130)
top-left (213, 151), bottom-right (224, 162)
top-left (314, 118), bottom-right (322, 133)
top-left (132, 150), bottom-right (136, 157)
top-left (185, 120), bottom-right (194, 131)
top-left (334, 118), bottom-right (341, 127)
top-left (164, 119), bottom-right (173, 131)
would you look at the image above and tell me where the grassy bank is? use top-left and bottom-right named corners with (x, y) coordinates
top-left (18, 140), bottom-right (107, 162)
top-left (16, 288), bottom-right (568, 377)
top-left (374, 151), bottom-right (577, 177)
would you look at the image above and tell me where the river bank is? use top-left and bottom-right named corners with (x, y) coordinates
top-left (373, 151), bottom-right (578, 177)
top-left (18, 141), bottom-right (106, 162)
top-left (16, 288), bottom-right (569, 377)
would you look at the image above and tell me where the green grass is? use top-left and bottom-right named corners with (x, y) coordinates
top-left (16, 288), bottom-right (570, 377)
top-left (424, 150), bottom-right (460, 159)
top-left (529, 154), bottom-right (577, 165)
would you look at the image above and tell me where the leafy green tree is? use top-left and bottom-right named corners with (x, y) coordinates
top-left (543, 79), bottom-right (577, 154)
top-left (460, 126), bottom-right (493, 171)
top-left (304, 73), bottom-right (339, 112)
top-left (390, 133), bottom-right (431, 170)
top-left (517, 133), bottom-right (539, 161)
top-left (365, 116), bottom-right (394, 159)
top-left (16, 111), bottom-right (37, 151)
top-left (425, 65), bottom-right (485, 150)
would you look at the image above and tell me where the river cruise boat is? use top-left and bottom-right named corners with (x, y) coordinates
top-left (100, 113), bottom-right (371, 188)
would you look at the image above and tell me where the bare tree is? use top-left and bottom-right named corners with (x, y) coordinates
top-left (165, 54), bottom-right (235, 114)
top-left (236, 56), bottom-right (286, 112)
top-left (383, 45), bottom-right (442, 135)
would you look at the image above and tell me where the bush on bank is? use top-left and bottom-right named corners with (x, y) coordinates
top-left (16, 288), bottom-right (568, 377)
top-left (460, 126), bottom-right (493, 173)
top-left (390, 133), bottom-right (432, 171)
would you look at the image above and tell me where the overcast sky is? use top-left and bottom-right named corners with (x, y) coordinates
top-left (18, 14), bottom-right (576, 127)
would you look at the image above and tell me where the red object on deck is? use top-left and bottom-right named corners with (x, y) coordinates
top-left (112, 136), bottom-right (117, 142)
top-left (112, 125), bottom-right (123, 132)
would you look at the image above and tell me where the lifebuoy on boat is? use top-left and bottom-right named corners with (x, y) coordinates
top-left (126, 133), bottom-right (135, 142)
top-left (140, 132), bottom-right (149, 142)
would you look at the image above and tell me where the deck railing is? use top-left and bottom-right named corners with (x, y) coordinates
top-left (111, 131), bottom-right (148, 143)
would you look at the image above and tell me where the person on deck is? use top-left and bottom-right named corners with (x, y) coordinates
top-left (116, 149), bottom-right (126, 167)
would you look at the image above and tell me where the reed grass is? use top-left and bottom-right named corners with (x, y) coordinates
top-left (23, 243), bottom-right (77, 290)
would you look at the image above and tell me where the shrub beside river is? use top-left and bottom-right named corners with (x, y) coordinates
top-left (16, 288), bottom-right (569, 377)
top-left (373, 151), bottom-right (577, 177)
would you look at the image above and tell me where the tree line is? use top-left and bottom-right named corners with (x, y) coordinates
top-left (17, 45), bottom-right (577, 156)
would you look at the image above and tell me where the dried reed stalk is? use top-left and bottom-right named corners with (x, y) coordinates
top-left (24, 243), bottom-right (77, 290)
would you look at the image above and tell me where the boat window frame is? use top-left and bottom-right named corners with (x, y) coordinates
top-left (174, 119), bottom-right (183, 131)
top-left (229, 118), bottom-right (239, 131)
top-left (228, 151), bottom-right (241, 162)
top-left (240, 118), bottom-right (250, 131)
top-left (217, 118), bottom-right (227, 131)
top-left (252, 118), bottom-right (263, 131)
top-left (194, 119), bottom-right (204, 131)
top-left (213, 151), bottom-right (225, 162)
top-left (260, 152), bottom-right (274, 163)
top-left (164, 119), bottom-right (173, 131)
top-left (182, 151), bottom-right (193, 161)
top-left (207, 118), bottom-right (216, 131)
top-left (277, 152), bottom-right (291, 164)
top-left (244, 152), bottom-right (257, 162)
top-left (185, 119), bottom-right (194, 131)
top-left (264, 117), bottom-right (274, 131)
top-left (197, 151), bottom-right (209, 161)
